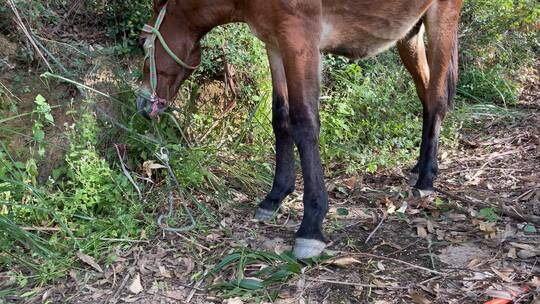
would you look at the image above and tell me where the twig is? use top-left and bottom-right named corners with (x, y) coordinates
top-left (7, 0), bottom-right (53, 72)
top-left (174, 232), bottom-right (211, 251)
top-left (114, 144), bottom-right (143, 201)
top-left (186, 275), bottom-right (205, 303)
top-left (107, 272), bottom-right (130, 304)
top-left (306, 278), bottom-right (409, 289)
top-left (364, 212), bottom-right (386, 244)
top-left (435, 187), bottom-right (540, 225)
top-left (347, 251), bottom-right (446, 276)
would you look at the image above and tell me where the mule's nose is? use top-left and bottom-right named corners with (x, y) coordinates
top-left (136, 95), bottom-right (151, 119)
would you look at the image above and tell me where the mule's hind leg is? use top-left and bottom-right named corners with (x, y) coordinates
top-left (255, 48), bottom-right (296, 220)
top-left (397, 21), bottom-right (430, 186)
top-left (413, 0), bottom-right (462, 196)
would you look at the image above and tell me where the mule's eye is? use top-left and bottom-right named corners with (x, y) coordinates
top-left (138, 37), bottom-right (146, 51)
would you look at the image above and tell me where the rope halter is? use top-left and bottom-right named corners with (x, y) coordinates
top-left (141, 4), bottom-right (199, 117)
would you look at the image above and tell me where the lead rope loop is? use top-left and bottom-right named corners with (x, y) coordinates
top-left (156, 147), bottom-right (197, 232)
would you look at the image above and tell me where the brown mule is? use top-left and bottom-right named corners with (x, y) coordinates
top-left (136, 0), bottom-right (463, 259)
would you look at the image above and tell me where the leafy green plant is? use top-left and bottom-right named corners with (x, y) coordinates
top-left (209, 248), bottom-right (310, 300)
top-left (478, 207), bottom-right (499, 222)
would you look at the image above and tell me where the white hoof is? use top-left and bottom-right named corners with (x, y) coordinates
top-left (409, 172), bottom-right (419, 186)
top-left (254, 208), bottom-right (276, 221)
top-left (293, 238), bottom-right (326, 259)
top-left (412, 188), bottom-right (435, 198)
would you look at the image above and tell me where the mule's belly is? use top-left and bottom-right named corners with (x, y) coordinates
top-left (320, 0), bottom-right (431, 59)
top-left (320, 28), bottom-right (402, 59)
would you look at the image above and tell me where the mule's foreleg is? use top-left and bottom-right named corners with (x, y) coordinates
top-left (414, 0), bottom-right (462, 195)
top-left (397, 22), bottom-right (430, 186)
top-left (256, 49), bottom-right (296, 220)
top-left (280, 40), bottom-right (328, 259)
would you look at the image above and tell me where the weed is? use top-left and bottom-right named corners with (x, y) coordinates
top-left (209, 248), bottom-right (314, 300)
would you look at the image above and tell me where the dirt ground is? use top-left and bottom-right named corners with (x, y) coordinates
top-left (8, 69), bottom-right (534, 304)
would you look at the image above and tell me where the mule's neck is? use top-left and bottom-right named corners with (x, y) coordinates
top-left (185, 0), bottom-right (243, 37)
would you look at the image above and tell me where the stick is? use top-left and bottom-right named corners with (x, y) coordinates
top-left (364, 213), bottom-right (386, 244)
top-left (348, 252), bottom-right (446, 276)
top-left (435, 187), bottom-right (540, 225)
top-left (114, 144), bottom-right (143, 201)
top-left (174, 232), bottom-right (211, 252)
top-left (186, 276), bottom-right (205, 303)
top-left (7, 0), bottom-right (53, 72)
top-left (306, 278), bottom-right (409, 289)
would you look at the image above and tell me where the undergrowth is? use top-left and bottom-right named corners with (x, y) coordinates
top-left (0, 0), bottom-right (538, 298)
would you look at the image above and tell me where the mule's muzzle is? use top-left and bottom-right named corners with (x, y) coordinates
top-left (136, 94), bottom-right (152, 119)
top-left (136, 94), bottom-right (168, 119)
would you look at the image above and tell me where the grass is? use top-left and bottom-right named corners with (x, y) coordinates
top-left (208, 248), bottom-right (327, 301)
top-left (0, 0), bottom-right (538, 300)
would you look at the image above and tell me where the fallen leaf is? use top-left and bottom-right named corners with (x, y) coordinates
top-left (142, 160), bottom-right (166, 178)
top-left (417, 225), bottom-right (428, 238)
top-left (491, 267), bottom-right (514, 283)
top-left (77, 251), bottom-right (103, 273)
top-left (507, 247), bottom-right (517, 259)
top-left (159, 265), bottom-right (172, 278)
top-left (128, 273), bottom-right (143, 294)
top-left (224, 297), bottom-right (244, 304)
top-left (529, 276), bottom-right (540, 288)
top-left (479, 221), bottom-right (497, 238)
top-left (166, 290), bottom-right (186, 300)
top-left (182, 257), bottom-right (195, 275)
top-left (410, 290), bottom-right (432, 304)
top-left (329, 256), bottom-right (361, 268)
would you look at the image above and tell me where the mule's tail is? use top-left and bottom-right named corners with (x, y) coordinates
top-left (446, 32), bottom-right (459, 109)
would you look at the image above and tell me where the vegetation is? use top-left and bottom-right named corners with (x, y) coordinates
top-left (0, 0), bottom-right (538, 300)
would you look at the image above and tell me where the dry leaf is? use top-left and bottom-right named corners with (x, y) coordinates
top-left (529, 276), bottom-right (540, 288)
top-left (417, 225), bottom-right (428, 238)
top-left (142, 160), bottom-right (166, 178)
top-left (330, 256), bottom-right (361, 268)
top-left (507, 247), bottom-right (517, 259)
top-left (159, 265), bottom-right (172, 278)
top-left (467, 258), bottom-right (483, 269)
top-left (77, 251), bottom-right (103, 273)
top-left (376, 261), bottom-right (385, 271)
top-left (182, 257), bottom-right (195, 275)
top-left (166, 290), bottom-right (186, 300)
top-left (224, 297), bottom-right (244, 304)
top-left (479, 221), bottom-right (497, 238)
top-left (343, 176), bottom-right (357, 189)
top-left (491, 267), bottom-right (514, 283)
top-left (410, 290), bottom-right (432, 304)
top-left (128, 273), bottom-right (143, 294)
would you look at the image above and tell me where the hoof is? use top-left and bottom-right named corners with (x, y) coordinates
top-left (412, 188), bottom-right (435, 198)
top-left (293, 238), bottom-right (326, 259)
top-left (254, 208), bottom-right (276, 221)
top-left (409, 172), bottom-right (419, 186)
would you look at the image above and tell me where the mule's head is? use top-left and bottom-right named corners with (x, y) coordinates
top-left (136, 0), bottom-right (202, 118)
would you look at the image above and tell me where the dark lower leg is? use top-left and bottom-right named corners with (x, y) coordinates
top-left (414, 110), bottom-right (444, 190)
top-left (258, 91), bottom-right (296, 212)
top-left (412, 109), bottom-right (430, 175)
top-left (291, 117), bottom-right (328, 242)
